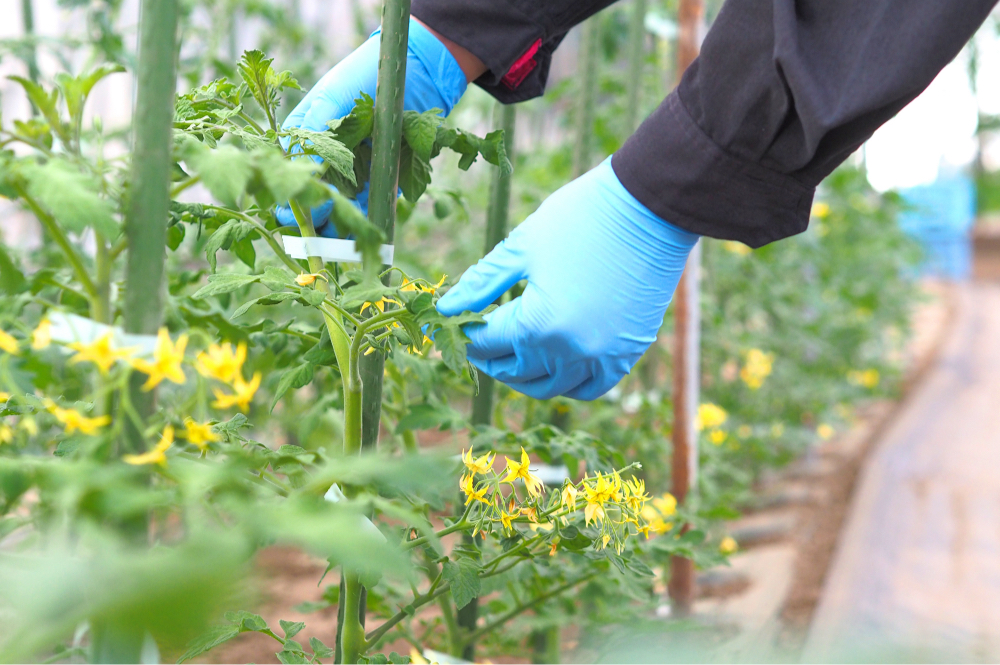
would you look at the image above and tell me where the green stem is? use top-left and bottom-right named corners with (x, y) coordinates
top-left (573, 17), bottom-right (600, 178)
top-left (625, 0), bottom-right (648, 134)
top-left (15, 186), bottom-right (98, 299)
top-left (21, 0), bottom-right (41, 96)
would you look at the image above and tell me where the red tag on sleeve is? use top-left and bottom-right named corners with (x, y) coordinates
top-left (502, 39), bottom-right (542, 90)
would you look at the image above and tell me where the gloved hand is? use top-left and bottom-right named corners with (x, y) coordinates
top-left (276, 18), bottom-right (468, 236)
top-left (436, 158), bottom-right (699, 401)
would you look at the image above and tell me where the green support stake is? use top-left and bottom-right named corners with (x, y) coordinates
top-left (573, 16), bottom-right (599, 178)
top-left (458, 101), bottom-right (517, 661)
top-left (340, 1), bottom-right (411, 663)
top-left (121, 0), bottom-right (179, 454)
top-left (20, 0), bottom-right (40, 86)
top-left (625, 0), bottom-right (648, 134)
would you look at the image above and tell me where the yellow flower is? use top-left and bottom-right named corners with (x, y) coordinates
top-left (131, 328), bottom-right (188, 390)
top-left (720, 536), bottom-right (738, 554)
top-left (817, 424), bottom-right (835, 440)
top-left (549, 539), bottom-right (559, 556)
top-left (31, 319), bottom-right (51, 350)
top-left (68, 333), bottom-right (137, 374)
top-left (19, 416), bottom-right (37, 436)
top-left (460, 474), bottom-right (490, 506)
top-left (294, 272), bottom-right (327, 287)
top-left (811, 202), bottom-right (830, 219)
top-left (722, 240), bottom-right (752, 256)
top-left (639, 505), bottom-right (672, 536)
top-left (123, 425), bottom-right (174, 466)
top-left (0, 392), bottom-right (10, 402)
top-left (502, 447), bottom-right (543, 498)
top-left (624, 477), bottom-right (649, 513)
top-left (211, 372), bottom-right (261, 412)
top-left (709, 429), bottom-right (728, 445)
top-left (653, 492), bottom-right (677, 517)
top-left (582, 472), bottom-right (621, 525)
top-left (696, 403), bottom-right (727, 431)
top-left (401, 275), bottom-right (447, 294)
top-left (740, 348), bottom-right (774, 390)
top-left (183, 418), bottom-right (219, 451)
top-left (0, 424), bottom-right (12, 444)
top-left (196, 342), bottom-right (247, 385)
top-left (360, 297), bottom-right (401, 314)
top-left (561, 483), bottom-right (578, 512)
top-left (409, 648), bottom-right (429, 665)
top-left (847, 368), bottom-right (880, 389)
top-left (51, 406), bottom-right (111, 435)
top-left (462, 448), bottom-right (495, 476)
top-left (0, 329), bottom-right (19, 355)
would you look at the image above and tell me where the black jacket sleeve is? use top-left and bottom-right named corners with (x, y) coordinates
top-left (412, 0), bottom-right (998, 247)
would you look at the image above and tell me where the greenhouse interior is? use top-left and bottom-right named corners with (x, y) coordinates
top-left (3, 0), bottom-right (1000, 663)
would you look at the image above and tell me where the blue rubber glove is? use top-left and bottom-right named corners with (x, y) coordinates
top-left (436, 158), bottom-right (699, 401)
top-left (276, 18), bottom-right (467, 236)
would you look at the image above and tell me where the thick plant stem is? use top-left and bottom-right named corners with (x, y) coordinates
top-left (121, 0), bottom-right (179, 457)
top-left (573, 17), bottom-right (599, 178)
top-left (625, 0), bottom-right (648, 134)
top-left (343, 3), bottom-right (411, 661)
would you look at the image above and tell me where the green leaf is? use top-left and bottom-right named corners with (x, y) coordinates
top-left (7, 76), bottom-right (62, 139)
top-left (224, 609), bottom-right (268, 632)
top-left (395, 403), bottom-right (466, 433)
top-left (341, 280), bottom-right (397, 309)
top-left (435, 126), bottom-right (513, 175)
top-left (176, 624), bottom-right (241, 663)
top-left (0, 244), bottom-right (27, 295)
top-left (20, 160), bottom-right (118, 238)
top-left (432, 324), bottom-right (474, 374)
top-left (402, 109), bottom-right (443, 162)
top-left (398, 143), bottom-right (432, 203)
top-left (54, 63), bottom-right (125, 129)
top-left (328, 191), bottom-right (386, 269)
top-left (303, 331), bottom-right (337, 366)
top-left (238, 50), bottom-right (301, 122)
top-left (328, 93), bottom-right (375, 149)
top-left (271, 363), bottom-right (315, 412)
top-left (204, 219), bottom-right (256, 272)
top-left (166, 224), bottom-right (186, 251)
top-left (441, 558), bottom-right (481, 610)
top-left (279, 619), bottom-right (305, 639)
top-left (182, 142), bottom-right (253, 207)
top-left (191, 273), bottom-right (261, 299)
top-left (283, 128), bottom-right (356, 185)
top-left (260, 266), bottom-right (295, 291)
top-left (249, 148), bottom-right (323, 210)
top-left (231, 291), bottom-right (299, 319)
top-left (276, 649), bottom-right (310, 664)
top-left (309, 637), bottom-right (334, 659)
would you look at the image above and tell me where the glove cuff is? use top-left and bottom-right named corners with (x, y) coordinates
top-left (369, 18), bottom-right (468, 116)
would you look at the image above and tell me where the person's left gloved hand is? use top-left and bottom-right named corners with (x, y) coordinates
top-left (275, 18), bottom-right (467, 236)
top-left (436, 158), bottom-right (700, 401)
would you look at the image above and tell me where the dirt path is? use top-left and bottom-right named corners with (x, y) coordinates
top-left (805, 282), bottom-right (1000, 662)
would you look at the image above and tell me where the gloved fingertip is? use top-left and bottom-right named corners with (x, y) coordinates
top-left (275, 206), bottom-right (297, 228)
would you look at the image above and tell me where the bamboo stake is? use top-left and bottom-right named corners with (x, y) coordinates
top-left (573, 17), bottom-right (599, 178)
top-left (341, 2), bottom-right (411, 662)
top-left (668, 0), bottom-right (704, 618)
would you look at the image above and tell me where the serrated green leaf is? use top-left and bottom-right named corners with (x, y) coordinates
top-left (224, 609), bottom-right (268, 632)
top-left (8, 76), bottom-right (62, 139)
top-left (303, 331), bottom-right (337, 366)
top-left (271, 363), bottom-right (315, 412)
top-left (279, 619), bottom-right (305, 639)
top-left (398, 143), bottom-right (432, 203)
top-left (283, 127), bottom-right (356, 185)
top-left (402, 109), bottom-right (443, 162)
top-left (204, 219), bottom-right (256, 272)
top-left (309, 637), bottom-right (334, 659)
top-left (54, 63), bottom-right (125, 130)
top-left (176, 624), bottom-right (241, 663)
top-left (231, 291), bottom-right (298, 319)
top-left (441, 558), bottom-right (481, 610)
top-left (432, 325), bottom-right (473, 374)
top-left (276, 649), bottom-right (310, 664)
top-left (249, 148), bottom-right (322, 210)
top-left (183, 143), bottom-right (253, 207)
top-left (328, 93), bottom-right (374, 149)
top-left (0, 244), bottom-right (27, 296)
top-left (341, 280), bottom-right (397, 309)
top-left (395, 403), bottom-right (466, 433)
top-left (20, 160), bottom-right (118, 238)
top-left (192, 273), bottom-right (261, 299)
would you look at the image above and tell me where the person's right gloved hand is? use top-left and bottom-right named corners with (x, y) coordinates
top-left (275, 18), bottom-right (468, 237)
top-left (436, 158), bottom-right (700, 401)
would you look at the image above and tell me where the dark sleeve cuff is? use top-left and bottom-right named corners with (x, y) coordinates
top-left (612, 92), bottom-right (816, 248)
top-left (411, 0), bottom-right (568, 104)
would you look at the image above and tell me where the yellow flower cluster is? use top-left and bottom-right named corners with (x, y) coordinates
top-left (640, 492), bottom-right (677, 537)
top-left (722, 241), bottom-right (751, 257)
top-left (740, 348), bottom-right (774, 390)
top-left (197, 342), bottom-right (261, 413)
top-left (696, 403), bottom-right (727, 431)
top-left (64, 328), bottom-right (188, 392)
top-left (847, 368), bottom-right (880, 389)
top-left (458, 447), bottom-right (659, 556)
top-left (0, 329), bottom-right (20, 355)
